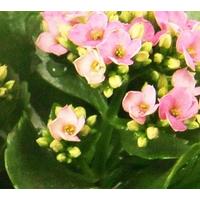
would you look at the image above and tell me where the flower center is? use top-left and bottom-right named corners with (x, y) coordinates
top-left (114, 45), bottom-right (126, 58)
top-left (139, 103), bottom-right (149, 112)
top-left (170, 108), bottom-right (181, 117)
top-left (63, 124), bottom-right (76, 135)
top-left (188, 47), bottom-right (196, 57)
top-left (91, 60), bottom-right (100, 71)
top-left (90, 29), bottom-right (104, 40)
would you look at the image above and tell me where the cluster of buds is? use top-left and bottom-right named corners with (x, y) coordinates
top-left (0, 65), bottom-right (15, 99)
top-left (36, 104), bottom-right (97, 163)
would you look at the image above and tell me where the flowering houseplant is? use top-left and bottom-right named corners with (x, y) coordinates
top-left (1, 11), bottom-right (200, 188)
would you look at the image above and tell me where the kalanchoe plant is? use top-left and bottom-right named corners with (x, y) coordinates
top-left (2, 11), bottom-right (200, 189)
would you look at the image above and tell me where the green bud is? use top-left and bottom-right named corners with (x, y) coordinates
top-left (77, 47), bottom-right (87, 56)
top-left (0, 65), bottom-right (7, 82)
top-left (67, 52), bottom-right (77, 62)
top-left (56, 153), bottom-right (67, 163)
top-left (67, 146), bottom-right (81, 158)
top-left (143, 58), bottom-right (152, 66)
top-left (86, 115), bottom-right (97, 126)
top-left (103, 86), bottom-right (113, 98)
top-left (159, 34), bottom-right (172, 49)
top-left (166, 58), bottom-right (181, 69)
top-left (196, 114), bottom-right (200, 124)
top-left (0, 87), bottom-right (7, 97)
top-left (159, 119), bottom-right (169, 127)
top-left (134, 11), bottom-right (147, 17)
top-left (4, 80), bottom-right (15, 90)
top-left (80, 124), bottom-right (91, 136)
top-left (57, 36), bottom-right (68, 48)
top-left (40, 129), bottom-right (50, 137)
top-left (158, 75), bottom-right (168, 89)
top-left (109, 75), bottom-right (122, 89)
top-left (135, 51), bottom-right (149, 62)
top-left (117, 65), bottom-right (129, 74)
top-left (66, 157), bottom-right (72, 164)
top-left (105, 11), bottom-right (117, 17)
top-left (158, 87), bottom-right (168, 97)
top-left (74, 106), bottom-right (86, 118)
top-left (36, 137), bottom-right (50, 147)
top-left (154, 53), bottom-right (164, 64)
top-left (151, 70), bottom-right (160, 81)
top-left (146, 126), bottom-right (159, 140)
top-left (187, 121), bottom-right (199, 130)
top-left (108, 14), bottom-right (119, 22)
top-left (137, 136), bottom-right (148, 148)
top-left (142, 42), bottom-right (153, 53)
top-left (90, 83), bottom-right (101, 88)
top-left (119, 11), bottom-right (133, 23)
top-left (129, 23), bottom-right (145, 40)
top-left (50, 140), bottom-right (64, 153)
top-left (127, 120), bottom-right (139, 131)
top-left (55, 106), bottom-right (62, 116)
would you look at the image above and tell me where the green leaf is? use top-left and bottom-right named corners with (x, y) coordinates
top-left (36, 55), bottom-right (108, 116)
top-left (121, 129), bottom-right (189, 159)
top-left (5, 113), bottom-right (95, 188)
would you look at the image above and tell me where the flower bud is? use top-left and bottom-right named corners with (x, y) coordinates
top-left (143, 58), bottom-right (152, 66)
top-left (109, 75), bottom-right (122, 89)
top-left (42, 20), bottom-right (48, 31)
top-left (154, 53), bottom-right (164, 64)
top-left (86, 115), bottom-right (97, 126)
top-left (67, 146), bottom-right (81, 158)
top-left (55, 106), bottom-right (62, 116)
top-left (80, 124), bottom-right (91, 136)
top-left (151, 70), bottom-right (160, 81)
top-left (188, 121), bottom-right (199, 130)
top-left (4, 80), bottom-right (15, 90)
top-left (159, 33), bottom-right (172, 49)
top-left (50, 140), bottom-right (64, 153)
top-left (196, 114), bottom-right (200, 124)
top-left (127, 120), bottom-right (139, 131)
top-left (77, 47), bottom-right (87, 56)
top-left (105, 11), bottom-right (117, 17)
top-left (137, 136), bottom-right (148, 148)
top-left (117, 65), bottom-right (129, 74)
top-left (158, 87), bottom-right (168, 97)
top-left (56, 153), bottom-right (67, 163)
top-left (36, 137), bottom-right (50, 147)
top-left (158, 75), bottom-right (168, 89)
top-left (0, 65), bottom-right (7, 82)
top-left (159, 119), bottom-right (169, 127)
top-left (134, 11), bottom-right (147, 17)
top-left (0, 87), bottom-right (7, 97)
top-left (57, 36), bottom-right (68, 48)
top-left (108, 14), bottom-right (119, 22)
top-left (103, 86), bottom-right (113, 98)
top-left (119, 11), bottom-right (133, 23)
top-left (74, 106), bottom-right (86, 118)
top-left (67, 52), bottom-right (77, 62)
top-left (135, 51), bottom-right (149, 62)
top-left (166, 58), bottom-right (181, 69)
top-left (146, 126), bottom-right (159, 140)
top-left (58, 24), bottom-right (71, 38)
top-left (142, 42), bottom-right (153, 53)
top-left (129, 23), bottom-right (145, 40)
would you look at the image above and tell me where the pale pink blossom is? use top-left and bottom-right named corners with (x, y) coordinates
top-left (48, 105), bottom-right (85, 142)
top-left (159, 87), bottom-right (199, 132)
top-left (73, 49), bottom-right (106, 85)
top-left (129, 17), bottom-right (155, 42)
top-left (97, 29), bottom-right (141, 65)
top-left (122, 84), bottom-right (158, 124)
top-left (172, 68), bottom-right (200, 96)
top-left (176, 30), bottom-right (200, 70)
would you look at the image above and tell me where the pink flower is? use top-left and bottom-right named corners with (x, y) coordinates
top-left (129, 17), bottom-right (155, 42)
top-left (172, 68), bottom-right (200, 96)
top-left (154, 11), bottom-right (188, 33)
top-left (122, 84), bottom-right (158, 124)
top-left (35, 32), bottom-right (68, 56)
top-left (48, 105), bottom-right (85, 142)
top-left (68, 12), bottom-right (108, 48)
top-left (73, 49), bottom-right (106, 85)
top-left (97, 29), bottom-right (141, 65)
top-left (159, 87), bottom-right (199, 132)
top-left (176, 30), bottom-right (200, 70)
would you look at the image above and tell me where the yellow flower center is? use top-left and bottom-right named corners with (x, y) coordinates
top-left (63, 124), bottom-right (76, 135)
top-left (115, 45), bottom-right (126, 58)
top-left (91, 60), bottom-right (100, 71)
top-left (139, 103), bottom-right (149, 112)
top-left (188, 47), bottom-right (196, 57)
top-left (90, 29), bottom-right (104, 40)
top-left (170, 108), bottom-right (181, 117)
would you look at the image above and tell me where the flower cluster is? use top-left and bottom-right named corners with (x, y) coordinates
top-left (35, 11), bottom-right (200, 148)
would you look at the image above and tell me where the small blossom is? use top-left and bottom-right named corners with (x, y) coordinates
top-left (73, 49), bottom-right (106, 85)
top-left (122, 84), bottom-right (158, 124)
top-left (159, 87), bottom-right (199, 132)
top-left (97, 29), bottom-right (141, 65)
top-left (48, 105), bottom-right (85, 142)
top-left (172, 68), bottom-right (200, 96)
top-left (176, 30), bottom-right (200, 70)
